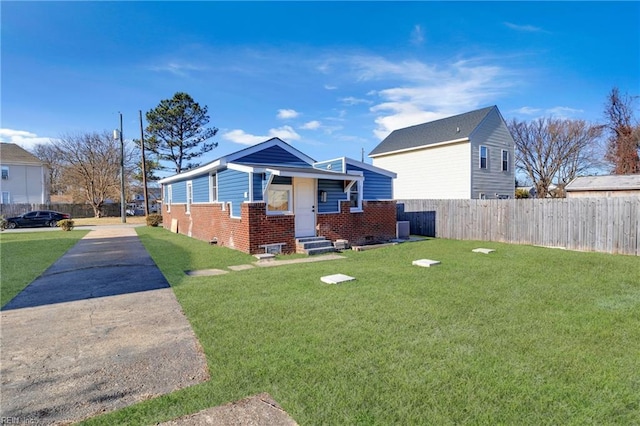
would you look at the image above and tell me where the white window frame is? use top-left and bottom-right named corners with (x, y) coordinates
top-left (479, 145), bottom-right (488, 169)
top-left (186, 181), bottom-right (193, 214)
top-left (210, 173), bottom-right (218, 202)
top-left (501, 149), bottom-right (509, 172)
top-left (266, 184), bottom-right (293, 215)
top-left (1, 166), bottom-right (8, 180)
top-left (166, 184), bottom-right (172, 212)
top-left (1, 191), bottom-right (9, 204)
top-left (345, 180), bottom-right (362, 212)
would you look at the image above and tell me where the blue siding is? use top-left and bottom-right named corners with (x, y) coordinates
top-left (347, 165), bottom-right (393, 200)
top-left (172, 181), bottom-right (187, 203)
top-left (192, 175), bottom-right (210, 203)
top-left (218, 169), bottom-right (249, 217)
top-left (252, 173), bottom-right (264, 201)
top-left (317, 179), bottom-right (347, 213)
top-left (234, 145), bottom-right (311, 167)
top-left (314, 159), bottom-right (344, 172)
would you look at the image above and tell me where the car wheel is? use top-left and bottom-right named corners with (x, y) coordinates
top-left (48, 220), bottom-right (58, 227)
top-left (7, 222), bottom-right (17, 229)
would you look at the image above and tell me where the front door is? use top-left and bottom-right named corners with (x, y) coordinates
top-left (294, 177), bottom-right (316, 237)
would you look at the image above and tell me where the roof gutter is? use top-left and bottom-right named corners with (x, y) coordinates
top-left (369, 137), bottom-right (470, 159)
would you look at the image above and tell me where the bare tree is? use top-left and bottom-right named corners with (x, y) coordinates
top-left (31, 143), bottom-right (65, 197)
top-left (603, 87), bottom-right (640, 174)
top-left (508, 117), bottom-right (604, 198)
top-left (53, 132), bottom-right (135, 217)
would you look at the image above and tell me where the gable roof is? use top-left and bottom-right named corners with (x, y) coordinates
top-left (566, 174), bottom-right (640, 192)
top-left (369, 106), bottom-right (496, 157)
top-left (0, 143), bottom-right (43, 165)
top-left (158, 138), bottom-right (315, 184)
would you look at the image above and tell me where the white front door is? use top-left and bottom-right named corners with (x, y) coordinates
top-left (294, 177), bottom-right (316, 237)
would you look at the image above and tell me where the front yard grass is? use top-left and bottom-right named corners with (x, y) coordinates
top-left (0, 231), bottom-right (88, 308)
top-left (85, 228), bottom-right (639, 424)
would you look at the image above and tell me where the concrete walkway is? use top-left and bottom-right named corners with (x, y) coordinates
top-left (0, 226), bottom-right (209, 424)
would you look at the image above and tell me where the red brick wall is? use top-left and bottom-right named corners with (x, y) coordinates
top-left (245, 203), bottom-right (296, 254)
top-left (316, 200), bottom-right (397, 246)
top-left (163, 199), bottom-right (397, 254)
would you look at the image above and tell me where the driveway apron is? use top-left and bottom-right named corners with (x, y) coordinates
top-left (1, 226), bottom-right (209, 424)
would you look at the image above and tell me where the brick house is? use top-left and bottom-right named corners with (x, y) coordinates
top-left (158, 138), bottom-right (397, 254)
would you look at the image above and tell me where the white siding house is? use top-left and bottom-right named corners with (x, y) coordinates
top-left (0, 143), bottom-right (49, 204)
top-left (369, 106), bottom-right (515, 199)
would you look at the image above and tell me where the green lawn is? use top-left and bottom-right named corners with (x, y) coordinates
top-left (70, 228), bottom-right (640, 424)
top-left (0, 230), bottom-right (88, 307)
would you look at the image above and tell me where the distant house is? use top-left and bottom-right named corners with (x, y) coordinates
top-left (369, 106), bottom-right (515, 199)
top-left (158, 138), bottom-right (397, 254)
top-left (0, 143), bottom-right (49, 204)
top-left (565, 175), bottom-right (640, 198)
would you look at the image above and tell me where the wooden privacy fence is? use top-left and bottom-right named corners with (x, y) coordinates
top-left (397, 198), bottom-right (640, 256)
top-left (0, 203), bottom-right (122, 218)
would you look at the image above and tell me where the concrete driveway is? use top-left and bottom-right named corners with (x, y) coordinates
top-left (0, 226), bottom-right (209, 424)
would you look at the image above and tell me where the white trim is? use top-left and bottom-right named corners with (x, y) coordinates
top-left (501, 149), bottom-right (509, 172)
top-left (158, 159), bottom-right (225, 184)
top-left (369, 137), bottom-right (470, 158)
top-left (186, 181), bottom-right (193, 214)
top-left (209, 173), bottom-right (218, 202)
top-left (166, 184), bottom-right (172, 212)
top-left (344, 158), bottom-right (397, 178)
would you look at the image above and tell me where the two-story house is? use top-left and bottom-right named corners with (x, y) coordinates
top-left (369, 106), bottom-right (515, 199)
top-left (0, 143), bottom-right (49, 204)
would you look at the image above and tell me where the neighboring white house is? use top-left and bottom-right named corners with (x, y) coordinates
top-left (565, 174), bottom-right (640, 198)
top-left (369, 106), bottom-right (515, 199)
top-left (0, 143), bottom-right (49, 204)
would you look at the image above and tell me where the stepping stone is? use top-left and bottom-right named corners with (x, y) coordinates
top-left (228, 264), bottom-right (255, 271)
top-left (472, 248), bottom-right (495, 254)
top-left (185, 269), bottom-right (228, 276)
top-left (412, 259), bottom-right (441, 268)
top-left (321, 273), bottom-right (356, 284)
top-left (254, 253), bottom-right (276, 261)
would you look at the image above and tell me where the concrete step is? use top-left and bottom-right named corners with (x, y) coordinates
top-left (295, 236), bottom-right (336, 255)
top-left (297, 240), bottom-right (333, 250)
top-left (305, 246), bottom-right (337, 256)
top-left (295, 236), bottom-right (327, 244)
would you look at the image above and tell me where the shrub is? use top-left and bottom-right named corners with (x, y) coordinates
top-left (0, 216), bottom-right (6, 230)
top-left (515, 188), bottom-right (531, 199)
top-left (57, 219), bottom-right (75, 231)
top-left (146, 214), bottom-right (163, 227)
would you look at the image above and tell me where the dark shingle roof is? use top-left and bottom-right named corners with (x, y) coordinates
top-left (0, 143), bottom-right (43, 164)
top-left (369, 106), bottom-right (496, 157)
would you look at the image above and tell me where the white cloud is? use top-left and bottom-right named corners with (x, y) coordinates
top-left (301, 121), bottom-right (321, 130)
top-left (222, 126), bottom-right (301, 146)
top-left (148, 61), bottom-right (206, 77)
top-left (340, 96), bottom-right (372, 106)
top-left (348, 56), bottom-right (514, 139)
top-left (324, 84), bottom-right (338, 90)
top-left (411, 24), bottom-right (425, 45)
top-left (0, 128), bottom-right (53, 150)
top-left (504, 22), bottom-right (547, 33)
top-left (277, 109), bottom-right (300, 120)
top-left (546, 106), bottom-right (584, 118)
top-left (514, 106), bottom-right (542, 115)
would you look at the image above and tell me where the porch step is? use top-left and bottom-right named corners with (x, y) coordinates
top-left (295, 236), bottom-right (336, 255)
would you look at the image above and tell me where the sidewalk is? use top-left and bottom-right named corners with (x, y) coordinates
top-left (1, 226), bottom-right (209, 424)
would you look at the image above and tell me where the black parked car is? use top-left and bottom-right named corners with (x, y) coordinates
top-left (5, 210), bottom-right (71, 229)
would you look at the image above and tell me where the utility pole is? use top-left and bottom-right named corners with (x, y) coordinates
top-left (139, 110), bottom-right (149, 216)
top-left (118, 113), bottom-right (126, 223)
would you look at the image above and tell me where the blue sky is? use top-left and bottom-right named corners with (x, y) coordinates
top-left (2, 1), bottom-right (638, 176)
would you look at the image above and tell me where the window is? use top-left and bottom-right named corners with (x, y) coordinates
top-left (1, 192), bottom-right (9, 204)
top-left (267, 185), bottom-right (292, 214)
top-left (1, 166), bottom-right (8, 180)
top-left (346, 180), bottom-right (362, 211)
top-left (501, 150), bottom-right (509, 172)
top-left (479, 146), bottom-right (488, 169)
top-left (186, 181), bottom-right (193, 214)
top-left (166, 185), bottom-right (172, 212)
top-left (210, 173), bottom-right (217, 202)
